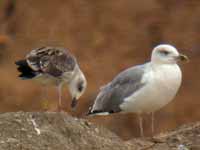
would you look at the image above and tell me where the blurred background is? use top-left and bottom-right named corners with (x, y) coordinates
top-left (0, 0), bottom-right (199, 139)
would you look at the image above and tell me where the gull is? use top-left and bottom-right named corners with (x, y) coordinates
top-left (15, 47), bottom-right (87, 111)
top-left (88, 44), bottom-right (188, 136)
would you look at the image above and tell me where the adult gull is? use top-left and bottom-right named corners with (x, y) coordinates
top-left (15, 47), bottom-right (87, 111)
top-left (88, 44), bottom-right (188, 136)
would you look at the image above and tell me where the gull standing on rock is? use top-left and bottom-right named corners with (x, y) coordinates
top-left (88, 44), bottom-right (188, 136)
top-left (15, 47), bottom-right (87, 111)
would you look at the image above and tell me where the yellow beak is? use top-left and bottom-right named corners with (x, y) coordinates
top-left (178, 54), bottom-right (189, 62)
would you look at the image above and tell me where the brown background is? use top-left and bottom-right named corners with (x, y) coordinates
top-left (0, 0), bottom-right (199, 139)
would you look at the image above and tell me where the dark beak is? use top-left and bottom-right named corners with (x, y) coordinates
top-left (177, 54), bottom-right (189, 62)
top-left (71, 97), bottom-right (78, 109)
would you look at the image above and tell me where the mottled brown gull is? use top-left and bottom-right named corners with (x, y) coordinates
top-left (16, 47), bottom-right (87, 111)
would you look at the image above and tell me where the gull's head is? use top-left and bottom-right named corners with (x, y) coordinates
top-left (68, 69), bottom-right (87, 109)
top-left (151, 44), bottom-right (188, 64)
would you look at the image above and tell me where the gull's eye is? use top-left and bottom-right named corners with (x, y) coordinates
top-left (160, 50), bottom-right (169, 55)
top-left (77, 82), bottom-right (84, 92)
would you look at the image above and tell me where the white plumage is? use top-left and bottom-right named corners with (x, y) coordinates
top-left (120, 63), bottom-right (182, 113)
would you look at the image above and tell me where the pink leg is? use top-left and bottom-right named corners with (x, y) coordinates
top-left (151, 112), bottom-right (155, 136)
top-left (138, 114), bottom-right (144, 137)
top-left (57, 84), bottom-right (63, 111)
top-left (40, 85), bottom-right (49, 111)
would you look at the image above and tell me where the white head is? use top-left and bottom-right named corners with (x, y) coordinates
top-left (151, 44), bottom-right (188, 64)
top-left (68, 68), bottom-right (87, 109)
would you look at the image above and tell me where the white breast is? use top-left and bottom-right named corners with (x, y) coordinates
top-left (120, 63), bottom-right (182, 114)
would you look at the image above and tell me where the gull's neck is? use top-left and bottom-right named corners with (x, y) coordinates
top-left (150, 61), bottom-right (179, 70)
top-left (70, 65), bottom-right (81, 80)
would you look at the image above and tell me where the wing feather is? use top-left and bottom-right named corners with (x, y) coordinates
top-left (26, 47), bottom-right (76, 77)
top-left (91, 64), bottom-right (146, 113)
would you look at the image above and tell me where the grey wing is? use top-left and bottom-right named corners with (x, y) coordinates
top-left (26, 47), bottom-right (76, 77)
top-left (91, 64), bottom-right (146, 113)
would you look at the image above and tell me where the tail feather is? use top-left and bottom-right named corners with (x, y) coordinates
top-left (15, 60), bottom-right (37, 79)
top-left (86, 107), bottom-right (111, 116)
top-left (87, 110), bottom-right (110, 116)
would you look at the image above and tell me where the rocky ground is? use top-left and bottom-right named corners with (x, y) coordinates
top-left (0, 112), bottom-right (199, 150)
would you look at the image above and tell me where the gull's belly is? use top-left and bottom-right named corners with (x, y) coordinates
top-left (120, 64), bottom-right (182, 114)
top-left (33, 71), bottom-right (75, 86)
top-left (34, 74), bottom-right (62, 85)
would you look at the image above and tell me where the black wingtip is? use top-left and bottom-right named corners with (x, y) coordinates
top-left (18, 74), bottom-right (31, 80)
top-left (86, 108), bottom-right (107, 116)
top-left (15, 59), bottom-right (37, 79)
top-left (15, 61), bottom-right (19, 65)
top-left (15, 60), bottom-right (26, 66)
top-left (86, 106), bottom-right (101, 116)
top-left (86, 107), bottom-right (93, 116)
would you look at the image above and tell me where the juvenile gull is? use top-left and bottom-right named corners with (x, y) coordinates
top-left (15, 47), bottom-right (87, 110)
top-left (88, 44), bottom-right (188, 136)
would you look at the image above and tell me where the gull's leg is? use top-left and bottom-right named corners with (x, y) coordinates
top-left (40, 85), bottom-right (48, 100)
top-left (57, 83), bottom-right (63, 111)
top-left (138, 114), bottom-right (144, 137)
top-left (39, 84), bottom-right (49, 111)
top-left (41, 85), bottom-right (49, 110)
top-left (151, 112), bottom-right (155, 136)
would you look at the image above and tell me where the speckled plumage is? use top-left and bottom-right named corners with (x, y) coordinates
top-left (15, 47), bottom-right (87, 111)
top-left (26, 47), bottom-right (76, 77)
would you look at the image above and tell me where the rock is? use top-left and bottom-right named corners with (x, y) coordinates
top-left (0, 112), bottom-right (137, 150)
top-left (0, 112), bottom-right (199, 150)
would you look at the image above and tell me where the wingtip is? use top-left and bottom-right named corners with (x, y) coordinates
top-left (18, 74), bottom-right (29, 80)
top-left (86, 109), bottom-right (110, 116)
top-left (86, 107), bottom-right (93, 116)
top-left (15, 60), bottom-right (26, 66)
top-left (15, 60), bottom-right (20, 65)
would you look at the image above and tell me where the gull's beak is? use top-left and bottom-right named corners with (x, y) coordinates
top-left (177, 54), bottom-right (189, 62)
top-left (71, 97), bottom-right (78, 109)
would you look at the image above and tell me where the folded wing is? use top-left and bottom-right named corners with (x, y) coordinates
top-left (89, 65), bottom-right (146, 114)
top-left (26, 47), bottom-right (77, 77)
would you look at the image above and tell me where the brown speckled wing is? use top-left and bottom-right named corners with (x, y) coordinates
top-left (26, 47), bottom-right (76, 77)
